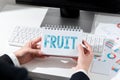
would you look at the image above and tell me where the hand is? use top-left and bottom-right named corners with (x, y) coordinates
top-left (75, 40), bottom-right (93, 72)
top-left (14, 37), bottom-right (45, 65)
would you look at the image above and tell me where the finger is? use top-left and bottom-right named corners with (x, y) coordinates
top-left (32, 37), bottom-right (42, 45)
top-left (37, 55), bottom-right (49, 58)
top-left (29, 49), bottom-right (43, 55)
top-left (34, 44), bottom-right (41, 49)
top-left (78, 44), bottom-right (84, 56)
top-left (36, 45), bottom-right (41, 49)
top-left (34, 53), bottom-right (50, 58)
top-left (83, 40), bottom-right (92, 52)
top-left (72, 57), bottom-right (78, 61)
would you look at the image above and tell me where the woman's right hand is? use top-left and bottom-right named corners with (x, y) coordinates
top-left (75, 40), bottom-right (94, 72)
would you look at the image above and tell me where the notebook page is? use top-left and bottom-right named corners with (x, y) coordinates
top-left (41, 28), bottom-right (83, 57)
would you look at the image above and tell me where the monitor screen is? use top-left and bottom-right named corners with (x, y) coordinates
top-left (16, 0), bottom-right (120, 13)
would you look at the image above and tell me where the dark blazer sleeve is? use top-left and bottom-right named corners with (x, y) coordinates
top-left (70, 71), bottom-right (90, 80)
top-left (0, 54), bottom-right (14, 65)
top-left (0, 54), bottom-right (32, 80)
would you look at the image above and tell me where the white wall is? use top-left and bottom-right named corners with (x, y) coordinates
top-left (0, 0), bottom-right (15, 9)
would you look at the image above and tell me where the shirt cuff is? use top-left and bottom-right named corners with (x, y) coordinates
top-left (6, 53), bottom-right (20, 67)
top-left (75, 69), bottom-right (88, 76)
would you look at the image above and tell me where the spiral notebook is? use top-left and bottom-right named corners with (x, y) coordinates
top-left (41, 25), bottom-right (83, 57)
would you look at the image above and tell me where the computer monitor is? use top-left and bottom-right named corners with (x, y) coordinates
top-left (16, 0), bottom-right (120, 32)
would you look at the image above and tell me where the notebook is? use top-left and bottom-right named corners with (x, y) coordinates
top-left (41, 26), bottom-right (83, 57)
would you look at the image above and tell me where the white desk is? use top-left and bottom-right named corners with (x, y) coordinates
top-left (0, 4), bottom-right (110, 80)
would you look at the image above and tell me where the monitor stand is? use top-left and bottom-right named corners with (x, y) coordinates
top-left (60, 8), bottom-right (80, 18)
top-left (40, 8), bottom-right (95, 33)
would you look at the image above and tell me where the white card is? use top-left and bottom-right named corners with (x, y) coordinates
top-left (41, 28), bottom-right (83, 57)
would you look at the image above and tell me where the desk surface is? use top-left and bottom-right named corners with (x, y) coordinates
top-left (0, 4), bottom-right (112, 80)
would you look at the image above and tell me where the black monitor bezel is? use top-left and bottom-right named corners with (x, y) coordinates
top-left (16, 0), bottom-right (120, 14)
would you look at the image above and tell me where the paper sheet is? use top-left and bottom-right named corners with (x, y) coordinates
top-left (91, 60), bottom-right (112, 75)
top-left (95, 23), bottom-right (120, 42)
top-left (91, 23), bottom-right (120, 78)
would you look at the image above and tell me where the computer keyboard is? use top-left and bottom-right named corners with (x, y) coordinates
top-left (8, 26), bottom-right (41, 47)
top-left (8, 26), bottom-right (105, 56)
top-left (82, 33), bottom-right (105, 56)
